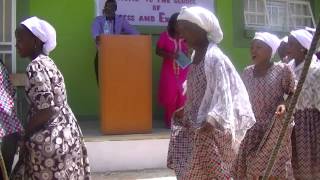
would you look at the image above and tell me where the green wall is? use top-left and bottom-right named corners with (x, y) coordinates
top-left (16, 0), bottom-right (320, 123)
top-left (216, 0), bottom-right (251, 71)
top-left (313, 0), bottom-right (320, 21)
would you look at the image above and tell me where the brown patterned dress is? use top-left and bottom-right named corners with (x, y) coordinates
top-left (12, 55), bottom-right (91, 180)
top-left (167, 61), bottom-right (233, 179)
top-left (232, 63), bottom-right (295, 179)
top-left (168, 44), bottom-right (255, 180)
top-left (288, 58), bottom-right (320, 179)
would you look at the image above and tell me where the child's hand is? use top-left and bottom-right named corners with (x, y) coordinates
top-left (198, 121), bottom-right (214, 134)
top-left (174, 108), bottom-right (191, 128)
top-left (170, 53), bottom-right (179, 60)
top-left (175, 108), bottom-right (184, 119)
top-left (275, 104), bottom-right (286, 120)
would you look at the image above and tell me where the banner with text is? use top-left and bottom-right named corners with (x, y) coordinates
top-left (95, 0), bottom-right (214, 26)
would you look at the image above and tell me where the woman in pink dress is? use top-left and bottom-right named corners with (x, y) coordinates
top-left (156, 12), bottom-right (189, 128)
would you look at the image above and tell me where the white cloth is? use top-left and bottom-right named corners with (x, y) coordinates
top-left (305, 27), bottom-right (316, 34)
top-left (177, 6), bottom-right (223, 44)
top-left (253, 32), bottom-right (281, 57)
top-left (21, 16), bottom-right (57, 55)
top-left (196, 43), bottom-right (256, 146)
top-left (288, 56), bottom-right (320, 111)
top-left (290, 29), bottom-right (313, 50)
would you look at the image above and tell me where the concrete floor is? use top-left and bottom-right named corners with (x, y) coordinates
top-left (91, 168), bottom-right (176, 180)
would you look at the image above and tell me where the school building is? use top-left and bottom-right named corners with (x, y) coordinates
top-left (0, 0), bottom-right (320, 172)
top-left (0, 0), bottom-right (318, 123)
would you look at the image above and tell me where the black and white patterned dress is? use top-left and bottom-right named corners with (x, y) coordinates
top-left (12, 55), bottom-right (91, 180)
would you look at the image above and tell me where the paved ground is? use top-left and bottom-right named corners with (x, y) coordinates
top-left (92, 168), bottom-right (176, 180)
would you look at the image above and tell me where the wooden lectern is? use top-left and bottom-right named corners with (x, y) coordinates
top-left (99, 35), bottom-right (152, 135)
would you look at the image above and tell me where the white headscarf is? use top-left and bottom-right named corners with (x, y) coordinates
top-left (290, 29), bottom-right (313, 50)
top-left (305, 27), bottom-right (316, 35)
top-left (177, 6), bottom-right (223, 44)
top-left (253, 32), bottom-right (281, 57)
top-left (281, 36), bottom-right (288, 43)
top-left (21, 16), bottom-right (57, 55)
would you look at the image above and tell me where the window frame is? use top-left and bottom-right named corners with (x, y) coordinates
top-left (243, 0), bottom-right (315, 32)
top-left (0, 0), bottom-right (16, 73)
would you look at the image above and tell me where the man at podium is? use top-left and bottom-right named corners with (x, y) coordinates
top-left (91, 0), bottom-right (139, 84)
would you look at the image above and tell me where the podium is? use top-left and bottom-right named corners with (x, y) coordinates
top-left (99, 35), bottom-right (152, 134)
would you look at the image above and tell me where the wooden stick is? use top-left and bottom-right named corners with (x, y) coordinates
top-left (0, 151), bottom-right (9, 180)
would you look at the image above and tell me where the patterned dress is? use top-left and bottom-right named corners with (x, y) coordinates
top-left (167, 43), bottom-right (255, 179)
top-left (167, 60), bottom-right (205, 178)
top-left (12, 55), bottom-right (91, 180)
top-left (288, 58), bottom-right (320, 179)
top-left (167, 60), bottom-right (234, 180)
top-left (0, 61), bottom-right (22, 138)
top-left (233, 63), bottom-right (295, 179)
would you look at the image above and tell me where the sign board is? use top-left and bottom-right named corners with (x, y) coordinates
top-left (95, 0), bottom-right (214, 26)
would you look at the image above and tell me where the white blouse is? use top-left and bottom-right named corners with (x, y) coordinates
top-left (288, 57), bottom-right (320, 111)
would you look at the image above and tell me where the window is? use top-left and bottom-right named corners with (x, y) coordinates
top-left (0, 0), bottom-right (16, 73)
top-left (244, 0), bottom-right (315, 32)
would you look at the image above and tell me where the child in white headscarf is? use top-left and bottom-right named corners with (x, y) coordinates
top-left (232, 32), bottom-right (295, 179)
top-left (277, 36), bottom-right (290, 63)
top-left (12, 17), bottom-right (91, 179)
top-left (287, 28), bottom-right (320, 179)
top-left (167, 6), bottom-right (256, 179)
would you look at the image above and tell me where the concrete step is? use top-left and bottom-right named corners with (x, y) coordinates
top-left (84, 127), bottom-right (171, 172)
top-left (81, 120), bottom-right (171, 172)
top-left (86, 138), bottom-right (170, 172)
top-left (91, 168), bottom-right (176, 180)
